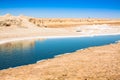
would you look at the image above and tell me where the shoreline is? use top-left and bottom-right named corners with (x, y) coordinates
top-left (0, 42), bottom-right (120, 80)
top-left (0, 33), bottom-right (119, 71)
top-left (0, 33), bottom-right (120, 45)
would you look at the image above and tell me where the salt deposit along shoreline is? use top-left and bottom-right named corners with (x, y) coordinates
top-left (0, 33), bottom-right (120, 45)
top-left (0, 32), bottom-right (120, 71)
top-left (0, 15), bottom-right (120, 79)
top-left (0, 41), bottom-right (120, 80)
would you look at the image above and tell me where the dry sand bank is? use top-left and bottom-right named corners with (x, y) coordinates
top-left (0, 14), bottom-right (120, 80)
top-left (0, 14), bottom-right (120, 42)
top-left (0, 14), bottom-right (120, 28)
top-left (0, 24), bottom-right (120, 44)
top-left (0, 42), bottom-right (120, 80)
top-left (0, 33), bottom-right (120, 45)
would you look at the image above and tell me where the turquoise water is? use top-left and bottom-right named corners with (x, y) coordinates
top-left (0, 35), bottom-right (120, 70)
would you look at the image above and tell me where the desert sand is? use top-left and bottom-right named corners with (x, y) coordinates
top-left (0, 14), bottom-right (120, 80)
top-left (0, 14), bottom-right (120, 43)
top-left (0, 42), bottom-right (120, 80)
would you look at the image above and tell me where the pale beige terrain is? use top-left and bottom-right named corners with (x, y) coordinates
top-left (0, 14), bottom-right (120, 80)
top-left (0, 42), bottom-right (120, 80)
top-left (0, 14), bottom-right (120, 42)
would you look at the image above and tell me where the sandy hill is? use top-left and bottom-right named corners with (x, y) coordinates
top-left (0, 14), bottom-right (120, 28)
top-left (0, 14), bottom-right (36, 28)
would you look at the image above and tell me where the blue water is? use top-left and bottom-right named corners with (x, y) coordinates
top-left (0, 35), bottom-right (120, 70)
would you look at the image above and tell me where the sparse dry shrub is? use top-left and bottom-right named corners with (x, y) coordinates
top-left (0, 18), bottom-right (22, 27)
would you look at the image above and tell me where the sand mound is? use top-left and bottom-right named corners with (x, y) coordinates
top-left (0, 14), bottom-right (22, 27)
top-left (0, 14), bottom-right (120, 28)
top-left (0, 14), bottom-right (37, 28)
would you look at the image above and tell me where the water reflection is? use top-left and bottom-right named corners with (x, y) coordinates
top-left (0, 40), bottom-right (34, 53)
top-left (0, 38), bottom-right (46, 53)
top-left (0, 35), bottom-right (120, 70)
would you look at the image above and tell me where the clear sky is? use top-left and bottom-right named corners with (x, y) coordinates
top-left (0, 0), bottom-right (120, 18)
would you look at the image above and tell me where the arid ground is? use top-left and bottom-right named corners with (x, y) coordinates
top-left (0, 14), bottom-right (120, 80)
top-left (0, 14), bottom-right (120, 41)
top-left (0, 42), bottom-right (120, 80)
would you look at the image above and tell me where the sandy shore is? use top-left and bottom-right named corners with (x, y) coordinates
top-left (0, 33), bottom-right (120, 45)
top-left (0, 15), bottom-right (120, 80)
top-left (0, 14), bottom-right (120, 44)
top-left (0, 42), bottom-right (120, 80)
top-left (0, 24), bottom-right (120, 45)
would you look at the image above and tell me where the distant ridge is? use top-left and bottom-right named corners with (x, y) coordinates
top-left (0, 14), bottom-right (120, 28)
top-left (4, 13), bottom-right (13, 17)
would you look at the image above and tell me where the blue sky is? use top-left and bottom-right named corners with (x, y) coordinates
top-left (0, 0), bottom-right (120, 18)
